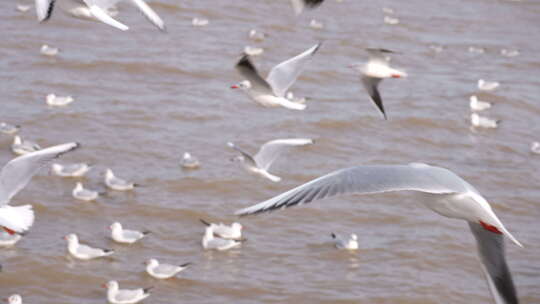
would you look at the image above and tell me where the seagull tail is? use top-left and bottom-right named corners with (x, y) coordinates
top-left (180, 262), bottom-right (192, 268)
top-left (142, 230), bottom-right (151, 235)
top-left (143, 286), bottom-right (154, 294)
top-left (0, 205), bottom-right (34, 234)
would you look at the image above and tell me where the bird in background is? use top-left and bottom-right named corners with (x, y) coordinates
top-left (35, 0), bottom-right (165, 31)
top-left (103, 281), bottom-right (152, 304)
top-left (290, 0), bottom-right (325, 15)
top-left (228, 138), bottom-right (314, 182)
top-left (350, 48), bottom-right (407, 120)
top-left (331, 232), bottom-right (358, 250)
top-left (231, 43), bottom-right (321, 110)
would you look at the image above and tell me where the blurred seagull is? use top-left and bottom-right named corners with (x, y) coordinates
top-left (110, 222), bottom-right (149, 244)
top-left (286, 91), bottom-right (308, 104)
top-left (478, 79), bottom-right (499, 91)
top-left (0, 231), bottom-right (22, 247)
top-left (244, 46), bottom-right (264, 56)
top-left (248, 29), bottom-right (267, 42)
top-left (199, 219), bottom-right (243, 240)
top-left (12, 136), bottom-right (41, 156)
top-left (231, 43), bottom-right (321, 110)
top-left (202, 226), bottom-right (243, 251)
top-left (40, 44), bottom-right (59, 56)
top-left (6, 295), bottom-right (22, 304)
top-left (51, 162), bottom-right (91, 177)
top-left (469, 95), bottom-right (492, 111)
top-left (331, 233), bottom-right (358, 250)
top-left (350, 48), bottom-right (407, 120)
top-left (309, 19), bottom-right (324, 29)
top-left (0, 142), bottom-right (79, 235)
top-left (191, 17), bottom-right (208, 26)
top-left (0, 122), bottom-right (20, 135)
top-left (65, 233), bottom-right (114, 260)
top-left (471, 113), bottom-right (499, 129)
top-left (290, 0), bottom-right (325, 15)
top-left (72, 182), bottom-right (101, 201)
top-left (17, 4), bottom-right (32, 12)
top-left (530, 142), bottom-right (540, 154)
top-left (35, 0), bottom-right (165, 31)
top-left (105, 169), bottom-right (137, 191)
top-left (227, 138), bottom-right (314, 182)
top-left (180, 152), bottom-right (200, 169)
top-left (103, 281), bottom-right (151, 304)
top-left (145, 259), bottom-right (191, 279)
top-left (235, 163), bottom-right (522, 304)
top-left (46, 93), bottom-right (74, 107)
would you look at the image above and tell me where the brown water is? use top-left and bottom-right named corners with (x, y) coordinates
top-left (1, 0), bottom-right (539, 303)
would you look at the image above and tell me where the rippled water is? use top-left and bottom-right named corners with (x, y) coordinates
top-left (1, 0), bottom-right (539, 303)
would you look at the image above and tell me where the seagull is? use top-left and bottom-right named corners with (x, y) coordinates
top-left (309, 19), bottom-right (324, 29)
top-left (5, 295), bottom-right (22, 304)
top-left (231, 43), bottom-right (321, 111)
top-left (350, 48), bottom-right (408, 120)
top-left (35, 0), bottom-right (165, 31)
top-left (248, 29), bottom-right (267, 42)
top-left (72, 182), bottom-right (101, 201)
top-left (145, 259), bottom-right (191, 279)
top-left (286, 91), bottom-right (309, 104)
top-left (227, 138), bottom-right (314, 182)
top-left (65, 233), bottom-right (114, 260)
top-left (0, 231), bottom-right (22, 247)
top-left (202, 226), bottom-right (243, 251)
top-left (105, 169), bottom-right (137, 191)
top-left (46, 94), bottom-right (74, 107)
top-left (180, 152), bottom-right (200, 169)
top-left (40, 44), bottom-right (59, 56)
top-left (244, 46), bottom-right (264, 56)
top-left (199, 219), bottom-right (243, 240)
top-left (191, 17), bottom-right (209, 26)
top-left (11, 136), bottom-right (41, 156)
top-left (16, 4), bottom-right (32, 12)
top-left (469, 95), bottom-right (492, 111)
top-left (478, 79), bottom-right (500, 91)
top-left (471, 113), bottom-right (499, 129)
top-left (0, 122), bottom-right (20, 135)
top-left (235, 163), bottom-right (522, 304)
top-left (501, 49), bottom-right (519, 57)
top-left (331, 233), bottom-right (358, 250)
top-left (103, 281), bottom-right (151, 304)
top-left (0, 142), bottom-right (79, 235)
top-left (109, 222), bottom-right (149, 244)
top-left (383, 15), bottom-right (399, 25)
top-left (51, 162), bottom-right (92, 177)
top-left (290, 0), bottom-right (325, 15)
top-left (530, 142), bottom-right (540, 154)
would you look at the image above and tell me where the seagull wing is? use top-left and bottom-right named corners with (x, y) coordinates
top-left (35, 0), bottom-right (55, 22)
top-left (290, 0), bottom-right (325, 15)
top-left (469, 222), bottom-right (518, 304)
top-left (235, 55), bottom-right (273, 95)
top-left (266, 43), bottom-right (321, 98)
top-left (129, 0), bottom-right (165, 31)
top-left (236, 164), bottom-right (468, 216)
top-left (83, 0), bottom-right (129, 31)
top-left (361, 75), bottom-right (386, 120)
top-left (254, 138), bottom-right (313, 171)
top-left (0, 143), bottom-right (80, 206)
top-left (227, 142), bottom-right (257, 168)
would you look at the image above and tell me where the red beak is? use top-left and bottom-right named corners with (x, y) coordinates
top-left (391, 74), bottom-right (401, 78)
top-left (102, 283), bottom-right (107, 288)
top-left (230, 85), bottom-right (239, 89)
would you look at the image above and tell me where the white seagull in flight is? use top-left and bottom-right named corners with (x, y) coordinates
top-left (231, 43), bottom-right (321, 111)
top-left (35, 0), bottom-right (165, 31)
top-left (350, 48), bottom-right (407, 120)
top-left (228, 138), bottom-right (314, 182)
top-left (236, 163), bottom-right (521, 304)
top-left (0, 142), bottom-right (79, 235)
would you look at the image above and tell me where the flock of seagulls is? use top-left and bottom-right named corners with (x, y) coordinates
top-left (0, 0), bottom-right (533, 303)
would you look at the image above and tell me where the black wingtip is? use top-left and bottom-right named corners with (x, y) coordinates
top-left (103, 249), bottom-right (114, 253)
top-left (180, 262), bottom-right (192, 267)
top-left (199, 219), bottom-right (211, 226)
top-left (142, 230), bottom-right (151, 235)
top-left (331, 233), bottom-right (336, 239)
top-left (143, 286), bottom-right (154, 293)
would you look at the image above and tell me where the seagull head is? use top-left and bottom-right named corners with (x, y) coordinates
top-left (230, 80), bottom-right (251, 90)
top-left (351, 234), bottom-right (358, 241)
top-left (64, 233), bottom-right (78, 244)
top-left (103, 281), bottom-right (118, 290)
top-left (110, 222), bottom-right (122, 232)
top-left (232, 222), bottom-right (243, 231)
top-left (145, 259), bottom-right (158, 267)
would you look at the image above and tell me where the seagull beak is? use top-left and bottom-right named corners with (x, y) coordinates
top-left (230, 85), bottom-right (239, 89)
top-left (101, 283), bottom-right (107, 288)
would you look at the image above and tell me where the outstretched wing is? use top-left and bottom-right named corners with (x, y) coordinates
top-left (0, 142), bottom-right (80, 206)
top-left (236, 164), bottom-right (469, 216)
top-left (83, 0), bottom-right (129, 31)
top-left (468, 222), bottom-right (519, 304)
top-left (235, 55), bottom-right (274, 95)
top-left (254, 138), bottom-right (313, 171)
top-left (266, 43), bottom-right (321, 97)
top-left (35, 0), bottom-right (55, 22)
top-left (361, 75), bottom-right (386, 120)
top-left (227, 142), bottom-right (257, 167)
top-left (130, 0), bottom-right (165, 31)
